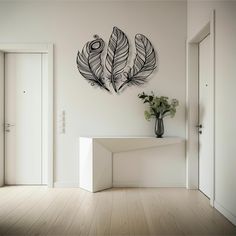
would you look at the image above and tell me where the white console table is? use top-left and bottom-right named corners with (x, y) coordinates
top-left (79, 137), bottom-right (184, 192)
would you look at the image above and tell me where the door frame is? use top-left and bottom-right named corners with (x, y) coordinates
top-left (0, 43), bottom-right (54, 187)
top-left (186, 10), bottom-right (215, 206)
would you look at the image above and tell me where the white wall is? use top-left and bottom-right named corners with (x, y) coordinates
top-left (0, 52), bottom-right (4, 186)
top-left (0, 1), bottom-right (187, 186)
top-left (188, 0), bottom-right (236, 225)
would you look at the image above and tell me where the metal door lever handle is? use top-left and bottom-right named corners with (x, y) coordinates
top-left (196, 124), bottom-right (202, 128)
top-left (4, 123), bottom-right (15, 132)
top-left (5, 123), bottom-right (15, 127)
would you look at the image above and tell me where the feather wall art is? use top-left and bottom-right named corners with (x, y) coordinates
top-left (76, 27), bottom-right (157, 94)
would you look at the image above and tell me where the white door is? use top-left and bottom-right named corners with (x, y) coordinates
top-left (5, 53), bottom-right (45, 185)
top-left (198, 35), bottom-right (211, 197)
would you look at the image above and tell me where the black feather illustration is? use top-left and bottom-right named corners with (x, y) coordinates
top-left (118, 34), bottom-right (156, 91)
top-left (76, 36), bottom-right (110, 92)
top-left (105, 27), bottom-right (129, 93)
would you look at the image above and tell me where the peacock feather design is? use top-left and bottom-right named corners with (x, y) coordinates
top-left (76, 27), bottom-right (157, 94)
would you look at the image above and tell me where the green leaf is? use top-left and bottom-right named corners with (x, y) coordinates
top-left (138, 91), bottom-right (179, 120)
top-left (149, 96), bottom-right (153, 102)
top-left (144, 110), bottom-right (152, 121)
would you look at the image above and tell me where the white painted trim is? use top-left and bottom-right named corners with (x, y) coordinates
top-left (0, 43), bottom-right (49, 53)
top-left (209, 10), bottom-right (215, 207)
top-left (47, 44), bottom-right (54, 188)
top-left (54, 182), bottom-right (79, 188)
top-left (0, 43), bottom-right (54, 188)
top-left (0, 52), bottom-right (4, 187)
top-left (189, 23), bottom-right (210, 44)
top-left (186, 10), bottom-right (215, 206)
top-left (214, 201), bottom-right (236, 226)
top-left (113, 182), bottom-right (185, 188)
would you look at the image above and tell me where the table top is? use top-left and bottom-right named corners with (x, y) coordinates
top-left (80, 137), bottom-right (185, 152)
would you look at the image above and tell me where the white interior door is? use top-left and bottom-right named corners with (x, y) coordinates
top-left (5, 53), bottom-right (44, 185)
top-left (199, 35), bottom-right (211, 197)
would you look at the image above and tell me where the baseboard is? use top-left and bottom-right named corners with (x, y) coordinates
top-left (186, 183), bottom-right (198, 190)
top-left (54, 181), bottom-right (185, 189)
top-left (113, 182), bottom-right (185, 188)
top-left (53, 182), bottom-right (79, 188)
top-left (214, 200), bottom-right (236, 226)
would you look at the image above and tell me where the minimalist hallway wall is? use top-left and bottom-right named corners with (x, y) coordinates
top-left (0, 1), bottom-right (187, 186)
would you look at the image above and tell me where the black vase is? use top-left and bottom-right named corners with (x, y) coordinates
top-left (155, 117), bottom-right (164, 138)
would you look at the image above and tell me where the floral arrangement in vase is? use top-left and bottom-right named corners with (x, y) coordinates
top-left (138, 91), bottom-right (179, 138)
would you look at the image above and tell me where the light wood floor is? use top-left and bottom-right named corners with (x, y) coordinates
top-left (0, 187), bottom-right (235, 236)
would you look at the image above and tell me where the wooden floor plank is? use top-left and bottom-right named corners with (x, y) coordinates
top-left (0, 186), bottom-right (31, 209)
top-left (139, 188), bottom-right (184, 235)
top-left (88, 189), bottom-right (113, 236)
top-left (126, 188), bottom-right (150, 236)
top-left (0, 187), bottom-right (47, 235)
top-left (65, 190), bottom-right (99, 236)
top-left (110, 188), bottom-right (130, 236)
top-left (0, 187), bottom-right (235, 236)
top-left (3, 187), bottom-right (60, 235)
top-left (0, 186), bottom-right (36, 224)
top-left (25, 188), bottom-right (73, 236)
top-left (46, 188), bottom-right (85, 236)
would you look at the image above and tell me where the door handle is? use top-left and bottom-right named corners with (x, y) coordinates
top-left (5, 123), bottom-right (15, 127)
top-left (196, 124), bottom-right (202, 128)
top-left (4, 123), bottom-right (15, 132)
